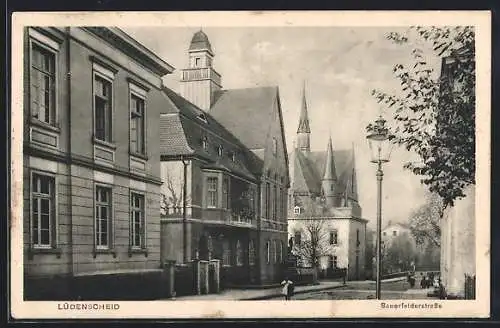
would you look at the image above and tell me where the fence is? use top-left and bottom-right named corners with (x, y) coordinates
top-left (464, 274), bottom-right (476, 300)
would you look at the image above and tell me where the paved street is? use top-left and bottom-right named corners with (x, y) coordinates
top-left (270, 278), bottom-right (436, 300)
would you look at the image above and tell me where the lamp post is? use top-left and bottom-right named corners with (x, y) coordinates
top-left (366, 115), bottom-right (392, 300)
top-left (181, 156), bottom-right (189, 264)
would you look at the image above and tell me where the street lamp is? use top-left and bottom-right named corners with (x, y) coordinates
top-left (366, 115), bottom-right (393, 300)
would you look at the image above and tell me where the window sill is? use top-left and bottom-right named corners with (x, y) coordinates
top-left (93, 248), bottom-right (117, 258)
top-left (30, 118), bottom-right (61, 133)
top-left (93, 137), bottom-right (117, 150)
top-left (128, 248), bottom-right (148, 257)
top-left (28, 246), bottom-right (62, 260)
top-left (129, 151), bottom-right (148, 161)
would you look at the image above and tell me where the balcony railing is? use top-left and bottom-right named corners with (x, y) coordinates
top-left (181, 67), bottom-right (221, 85)
top-left (230, 211), bottom-right (253, 226)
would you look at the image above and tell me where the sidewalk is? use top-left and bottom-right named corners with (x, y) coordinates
top-left (171, 280), bottom-right (345, 301)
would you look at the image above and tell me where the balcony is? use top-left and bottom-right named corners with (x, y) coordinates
top-left (181, 67), bottom-right (221, 85)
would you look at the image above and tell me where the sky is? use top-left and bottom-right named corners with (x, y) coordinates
top-left (123, 26), bottom-right (441, 229)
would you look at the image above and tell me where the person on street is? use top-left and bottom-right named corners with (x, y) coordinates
top-left (281, 276), bottom-right (294, 300)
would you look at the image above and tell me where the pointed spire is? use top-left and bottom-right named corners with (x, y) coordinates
top-left (322, 136), bottom-right (337, 180)
top-left (297, 81), bottom-right (310, 133)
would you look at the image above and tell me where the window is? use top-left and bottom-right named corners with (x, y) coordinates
top-left (329, 230), bottom-right (338, 245)
top-left (222, 176), bottom-right (229, 209)
top-left (222, 240), bottom-right (231, 266)
top-left (31, 43), bottom-right (56, 125)
top-left (195, 57), bottom-right (201, 67)
top-left (230, 151), bottom-right (236, 162)
top-left (217, 145), bottom-right (223, 157)
top-left (334, 256), bottom-right (338, 268)
top-left (207, 177), bottom-right (218, 208)
top-left (94, 75), bottom-right (113, 142)
top-left (31, 173), bottom-right (55, 247)
top-left (356, 229), bottom-right (360, 246)
top-left (235, 240), bottom-right (243, 266)
top-left (266, 240), bottom-right (271, 264)
top-left (294, 206), bottom-right (301, 215)
top-left (393, 230), bottom-right (397, 236)
top-left (206, 57), bottom-right (212, 67)
top-left (266, 182), bottom-right (271, 219)
top-left (130, 94), bottom-right (145, 154)
top-left (294, 232), bottom-right (301, 246)
top-left (95, 186), bottom-right (112, 249)
top-left (130, 193), bottom-right (145, 249)
top-left (273, 185), bottom-right (278, 220)
top-left (279, 240), bottom-right (284, 263)
top-left (273, 240), bottom-right (278, 263)
top-left (249, 240), bottom-right (256, 266)
top-left (272, 137), bottom-right (277, 156)
top-left (202, 136), bottom-right (208, 150)
top-left (383, 231), bottom-right (386, 236)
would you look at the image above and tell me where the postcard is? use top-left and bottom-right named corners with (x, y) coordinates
top-left (10, 10), bottom-right (490, 319)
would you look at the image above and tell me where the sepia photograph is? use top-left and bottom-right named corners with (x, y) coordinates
top-left (10, 11), bottom-right (490, 318)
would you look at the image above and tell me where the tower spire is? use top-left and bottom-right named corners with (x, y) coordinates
top-left (322, 135), bottom-right (338, 208)
top-left (296, 81), bottom-right (311, 152)
top-left (297, 81), bottom-right (310, 134)
top-left (322, 135), bottom-right (337, 180)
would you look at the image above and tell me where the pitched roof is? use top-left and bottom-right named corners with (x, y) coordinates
top-left (290, 148), bottom-right (355, 197)
top-left (160, 87), bottom-right (261, 181)
top-left (209, 86), bottom-right (278, 149)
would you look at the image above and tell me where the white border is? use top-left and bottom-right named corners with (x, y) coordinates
top-left (10, 11), bottom-right (491, 319)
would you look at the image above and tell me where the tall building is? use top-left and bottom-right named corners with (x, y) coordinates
top-left (439, 49), bottom-right (476, 299)
top-left (287, 84), bottom-right (367, 281)
top-left (23, 27), bottom-right (175, 299)
top-left (160, 30), bottom-right (290, 285)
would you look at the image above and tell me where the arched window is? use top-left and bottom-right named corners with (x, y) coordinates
top-left (279, 240), bottom-right (284, 263)
top-left (266, 240), bottom-right (271, 264)
top-left (222, 240), bottom-right (231, 266)
top-left (273, 240), bottom-right (278, 263)
top-left (235, 240), bottom-right (243, 266)
top-left (248, 239), bottom-right (256, 266)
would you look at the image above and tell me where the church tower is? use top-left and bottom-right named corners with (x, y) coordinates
top-left (296, 83), bottom-right (311, 152)
top-left (179, 30), bottom-right (222, 111)
top-left (322, 136), bottom-right (338, 208)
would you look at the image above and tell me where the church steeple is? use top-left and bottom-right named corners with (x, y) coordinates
top-left (179, 29), bottom-right (222, 111)
top-left (296, 82), bottom-right (311, 152)
top-left (322, 135), bottom-right (338, 207)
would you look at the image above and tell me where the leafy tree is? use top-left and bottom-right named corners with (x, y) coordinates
top-left (382, 234), bottom-right (416, 274)
top-left (368, 26), bottom-right (475, 209)
top-left (408, 192), bottom-right (443, 247)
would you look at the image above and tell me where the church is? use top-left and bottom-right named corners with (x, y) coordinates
top-left (287, 86), bottom-right (368, 281)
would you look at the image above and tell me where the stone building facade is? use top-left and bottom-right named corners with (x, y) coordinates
top-left (23, 27), bottom-right (174, 299)
top-left (159, 31), bottom-right (290, 285)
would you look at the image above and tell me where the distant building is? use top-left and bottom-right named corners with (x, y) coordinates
top-left (159, 30), bottom-right (290, 285)
top-left (381, 221), bottom-right (412, 244)
top-left (23, 27), bottom-right (174, 298)
top-left (287, 85), bottom-right (367, 281)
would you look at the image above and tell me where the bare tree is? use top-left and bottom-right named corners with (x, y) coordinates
top-left (160, 167), bottom-right (189, 215)
top-left (292, 197), bottom-right (335, 269)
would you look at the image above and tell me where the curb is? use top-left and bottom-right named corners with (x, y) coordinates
top-left (240, 284), bottom-right (347, 300)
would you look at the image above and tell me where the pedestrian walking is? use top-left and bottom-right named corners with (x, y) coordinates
top-left (281, 277), bottom-right (294, 300)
